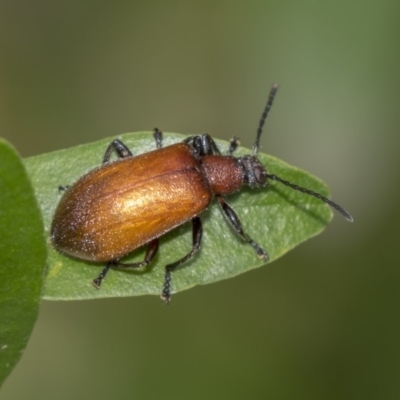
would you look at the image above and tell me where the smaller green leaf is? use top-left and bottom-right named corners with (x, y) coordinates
top-left (25, 132), bottom-right (334, 301)
top-left (0, 139), bottom-right (47, 387)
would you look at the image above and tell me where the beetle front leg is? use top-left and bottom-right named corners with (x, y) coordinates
top-left (92, 238), bottom-right (159, 287)
top-left (227, 136), bottom-right (240, 155)
top-left (217, 196), bottom-right (269, 260)
top-left (161, 216), bottom-right (202, 304)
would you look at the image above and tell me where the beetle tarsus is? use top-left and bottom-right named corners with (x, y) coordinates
top-left (92, 278), bottom-right (102, 288)
top-left (153, 128), bottom-right (163, 149)
top-left (161, 269), bottom-right (172, 304)
top-left (58, 185), bottom-right (69, 193)
top-left (93, 262), bottom-right (113, 288)
top-left (253, 243), bottom-right (269, 260)
top-left (227, 137), bottom-right (240, 155)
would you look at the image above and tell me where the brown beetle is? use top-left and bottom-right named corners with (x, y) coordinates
top-left (51, 84), bottom-right (352, 303)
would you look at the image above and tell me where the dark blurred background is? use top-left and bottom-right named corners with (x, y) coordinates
top-left (1, 1), bottom-right (399, 399)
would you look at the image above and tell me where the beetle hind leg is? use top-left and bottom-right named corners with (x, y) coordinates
top-left (103, 139), bottom-right (133, 163)
top-left (161, 216), bottom-right (202, 304)
top-left (153, 128), bottom-right (163, 148)
top-left (92, 238), bottom-right (159, 288)
top-left (57, 185), bottom-right (70, 193)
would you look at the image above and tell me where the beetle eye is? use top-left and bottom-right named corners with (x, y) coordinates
top-left (240, 155), bottom-right (267, 187)
top-left (254, 164), bottom-right (267, 184)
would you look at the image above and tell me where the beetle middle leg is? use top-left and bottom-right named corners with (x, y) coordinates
top-left (161, 216), bottom-right (202, 304)
top-left (184, 134), bottom-right (223, 156)
top-left (92, 238), bottom-right (159, 287)
top-left (216, 196), bottom-right (269, 260)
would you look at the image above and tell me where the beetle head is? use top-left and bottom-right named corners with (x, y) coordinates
top-left (239, 155), bottom-right (268, 188)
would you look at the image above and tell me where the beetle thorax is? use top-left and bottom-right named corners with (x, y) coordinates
top-left (200, 155), bottom-right (244, 196)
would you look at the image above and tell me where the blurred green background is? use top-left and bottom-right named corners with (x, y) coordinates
top-left (1, 1), bottom-right (399, 399)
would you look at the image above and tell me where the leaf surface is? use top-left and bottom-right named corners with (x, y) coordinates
top-left (24, 132), bottom-right (333, 300)
top-left (0, 139), bottom-right (46, 386)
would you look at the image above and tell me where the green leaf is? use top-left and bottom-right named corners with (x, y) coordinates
top-left (0, 139), bottom-right (47, 387)
top-left (24, 132), bottom-right (333, 301)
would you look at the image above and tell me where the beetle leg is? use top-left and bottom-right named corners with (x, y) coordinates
top-left (227, 136), bottom-right (240, 155)
top-left (58, 185), bottom-right (70, 193)
top-left (102, 139), bottom-right (133, 163)
top-left (161, 216), bottom-right (202, 304)
top-left (92, 238), bottom-right (159, 287)
top-left (184, 134), bottom-right (223, 156)
top-left (216, 196), bottom-right (269, 260)
top-left (153, 128), bottom-right (163, 148)
top-left (183, 136), bottom-right (209, 156)
top-left (201, 134), bottom-right (222, 155)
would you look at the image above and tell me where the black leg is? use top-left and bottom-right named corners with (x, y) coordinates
top-left (59, 140), bottom-right (134, 192)
top-left (58, 185), bottom-right (70, 192)
top-left (161, 217), bottom-right (202, 304)
top-left (92, 239), bottom-right (159, 287)
top-left (102, 139), bottom-right (133, 163)
top-left (207, 135), bottom-right (223, 155)
top-left (227, 136), bottom-right (240, 155)
top-left (216, 196), bottom-right (269, 260)
top-left (183, 134), bottom-right (223, 156)
top-left (153, 128), bottom-right (163, 149)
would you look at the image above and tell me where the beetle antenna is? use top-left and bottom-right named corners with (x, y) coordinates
top-left (253, 83), bottom-right (279, 155)
top-left (266, 173), bottom-right (353, 222)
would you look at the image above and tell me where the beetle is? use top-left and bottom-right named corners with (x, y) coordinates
top-left (51, 84), bottom-right (353, 303)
